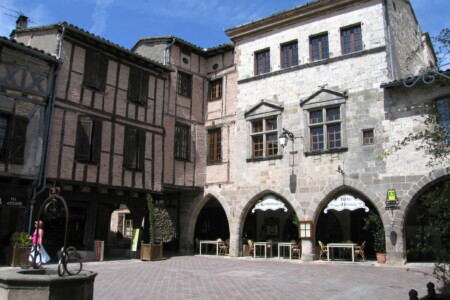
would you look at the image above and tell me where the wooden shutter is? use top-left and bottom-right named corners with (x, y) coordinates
top-left (138, 72), bottom-right (149, 105)
top-left (83, 51), bottom-right (97, 89)
top-left (137, 129), bottom-right (146, 170)
top-left (75, 117), bottom-right (93, 162)
top-left (9, 115), bottom-right (28, 164)
top-left (91, 119), bottom-right (102, 163)
top-left (95, 54), bottom-right (108, 91)
top-left (127, 68), bottom-right (140, 103)
top-left (124, 127), bottom-right (137, 169)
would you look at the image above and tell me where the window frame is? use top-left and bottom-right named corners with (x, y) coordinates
top-left (310, 33), bottom-right (330, 62)
top-left (280, 41), bottom-right (299, 69)
top-left (175, 123), bottom-right (190, 161)
top-left (308, 107), bottom-right (342, 152)
top-left (127, 67), bottom-right (149, 105)
top-left (123, 126), bottom-right (146, 170)
top-left (83, 49), bottom-right (108, 92)
top-left (362, 129), bottom-right (375, 146)
top-left (341, 24), bottom-right (363, 55)
top-left (209, 78), bottom-right (223, 101)
top-left (207, 128), bottom-right (222, 163)
top-left (435, 97), bottom-right (450, 145)
top-left (255, 49), bottom-right (271, 75)
top-left (0, 113), bottom-right (28, 164)
top-left (75, 116), bottom-right (102, 163)
top-left (176, 71), bottom-right (192, 98)
top-left (249, 117), bottom-right (280, 159)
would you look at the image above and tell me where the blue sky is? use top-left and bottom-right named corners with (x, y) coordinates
top-left (1, 0), bottom-right (449, 53)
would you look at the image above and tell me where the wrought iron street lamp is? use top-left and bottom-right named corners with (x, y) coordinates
top-left (279, 128), bottom-right (294, 148)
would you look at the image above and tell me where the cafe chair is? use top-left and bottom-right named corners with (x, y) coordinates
top-left (318, 240), bottom-right (328, 260)
top-left (247, 239), bottom-right (254, 256)
top-left (219, 239), bottom-right (230, 255)
top-left (291, 242), bottom-right (302, 259)
top-left (354, 241), bottom-right (366, 261)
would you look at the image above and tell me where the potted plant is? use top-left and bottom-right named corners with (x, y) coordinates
top-left (363, 211), bottom-right (387, 264)
top-left (140, 194), bottom-right (163, 261)
top-left (10, 231), bottom-right (30, 267)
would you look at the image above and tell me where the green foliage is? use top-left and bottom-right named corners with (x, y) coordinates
top-left (363, 212), bottom-right (386, 253)
top-left (290, 213), bottom-right (299, 226)
top-left (147, 193), bottom-right (156, 244)
top-left (10, 232), bottom-right (29, 247)
top-left (432, 28), bottom-right (449, 67)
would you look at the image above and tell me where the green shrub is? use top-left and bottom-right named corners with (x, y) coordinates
top-left (10, 232), bottom-right (29, 247)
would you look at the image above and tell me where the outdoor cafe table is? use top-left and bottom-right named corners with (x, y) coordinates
top-left (278, 242), bottom-right (296, 259)
top-left (254, 241), bottom-right (273, 258)
top-left (199, 240), bottom-right (220, 256)
top-left (327, 243), bottom-right (357, 262)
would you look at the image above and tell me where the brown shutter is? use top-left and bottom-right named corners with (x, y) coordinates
top-left (83, 51), bottom-right (97, 88)
top-left (127, 68), bottom-right (139, 103)
top-left (137, 129), bottom-right (146, 170)
top-left (91, 119), bottom-right (102, 163)
top-left (95, 54), bottom-right (108, 91)
top-left (9, 115), bottom-right (28, 164)
top-left (75, 117), bottom-right (93, 162)
top-left (138, 72), bottom-right (149, 105)
top-left (124, 127), bottom-right (137, 169)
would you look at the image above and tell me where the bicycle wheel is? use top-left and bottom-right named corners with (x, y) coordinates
top-left (19, 252), bottom-right (32, 269)
top-left (64, 256), bottom-right (82, 275)
top-left (32, 252), bottom-right (42, 269)
top-left (57, 257), bottom-right (66, 276)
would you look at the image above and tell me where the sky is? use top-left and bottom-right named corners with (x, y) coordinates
top-left (0, 0), bottom-right (448, 56)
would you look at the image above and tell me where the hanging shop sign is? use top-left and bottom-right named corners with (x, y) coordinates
top-left (130, 228), bottom-right (140, 252)
top-left (324, 194), bottom-right (369, 214)
top-left (385, 189), bottom-right (400, 210)
top-left (0, 195), bottom-right (25, 208)
top-left (252, 195), bottom-right (288, 214)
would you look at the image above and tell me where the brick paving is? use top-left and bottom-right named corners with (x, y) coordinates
top-left (77, 255), bottom-right (436, 300)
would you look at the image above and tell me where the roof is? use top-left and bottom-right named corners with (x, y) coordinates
top-left (12, 22), bottom-right (173, 73)
top-left (0, 35), bottom-right (60, 63)
top-left (133, 35), bottom-right (234, 58)
top-left (380, 68), bottom-right (450, 88)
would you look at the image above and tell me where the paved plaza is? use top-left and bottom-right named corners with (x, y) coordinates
top-left (77, 255), bottom-right (435, 300)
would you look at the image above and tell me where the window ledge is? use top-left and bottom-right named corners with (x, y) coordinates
top-left (207, 160), bottom-right (224, 165)
top-left (304, 147), bottom-right (348, 156)
top-left (246, 155), bottom-right (282, 162)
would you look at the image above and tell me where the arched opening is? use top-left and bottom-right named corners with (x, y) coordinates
top-left (315, 191), bottom-right (381, 260)
top-left (193, 197), bottom-right (229, 253)
top-left (405, 177), bottom-right (450, 262)
top-left (242, 193), bottom-right (298, 257)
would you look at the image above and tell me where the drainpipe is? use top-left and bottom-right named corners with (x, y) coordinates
top-left (384, 0), bottom-right (396, 79)
top-left (163, 37), bottom-right (176, 65)
top-left (28, 59), bottom-right (62, 233)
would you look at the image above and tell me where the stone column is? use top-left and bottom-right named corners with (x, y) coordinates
top-left (301, 239), bottom-right (315, 261)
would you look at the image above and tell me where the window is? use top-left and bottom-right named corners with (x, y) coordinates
top-left (251, 117), bottom-right (279, 158)
top-left (255, 49), bottom-right (270, 75)
top-left (310, 34), bottom-right (329, 61)
top-left (207, 128), bottom-right (222, 162)
top-left (175, 123), bottom-right (190, 160)
top-left (128, 67), bottom-right (149, 105)
top-left (309, 107), bottom-right (342, 151)
top-left (209, 78), bottom-right (222, 100)
top-left (341, 25), bottom-right (362, 55)
top-left (176, 72), bottom-right (192, 98)
top-left (436, 98), bottom-right (450, 144)
top-left (0, 113), bottom-right (28, 164)
top-left (75, 116), bottom-right (102, 163)
top-left (281, 42), bottom-right (298, 68)
top-left (363, 129), bottom-right (374, 146)
top-left (83, 49), bottom-right (108, 91)
top-left (124, 126), bottom-right (145, 170)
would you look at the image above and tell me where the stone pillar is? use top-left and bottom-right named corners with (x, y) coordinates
top-left (301, 239), bottom-right (315, 261)
top-left (228, 222), bottom-right (240, 257)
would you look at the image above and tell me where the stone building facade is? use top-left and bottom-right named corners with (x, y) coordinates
top-left (2, 0), bottom-right (448, 264)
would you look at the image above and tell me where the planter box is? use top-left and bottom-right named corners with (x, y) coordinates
top-left (10, 246), bottom-right (27, 267)
top-left (140, 242), bottom-right (163, 261)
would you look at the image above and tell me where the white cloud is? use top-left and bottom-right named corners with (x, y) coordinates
top-left (90, 0), bottom-right (114, 35)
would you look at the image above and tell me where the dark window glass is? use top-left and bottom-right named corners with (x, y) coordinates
top-left (250, 117), bottom-right (279, 158)
top-left (281, 42), bottom-right (299, 68)
top-left (128, 68), bottom-right (149, 105)
top-left (175, 123), bottom-right (190, 160)
top-left (0, 114), bottom-right (28, 164)
top-left (176, 72), bottom-right (192, 98)
top-left (255, 50), bottom-right (270, 75)
top-left (342, 25), bottom-right (362, 55)
top-left (309, 107), bottom-right (342, 152)
top-left (310, 34), bottom-right (329, 61)
top-left (436, 98), bottom-right (450, 144)
top-left (363, 130), bottom-right (374, 145)
top-left (210, 79), bottom-right (223, 100)
top-left (124, 126), bottom-right (145, 170)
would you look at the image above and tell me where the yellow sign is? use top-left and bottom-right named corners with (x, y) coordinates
top-left (387, 190), bottom-right (397, 201)
top-left (131, 229), bottom-right (140, 251)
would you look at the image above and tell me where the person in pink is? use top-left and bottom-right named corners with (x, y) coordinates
top-left (30, 220), bottom-right (51, 264)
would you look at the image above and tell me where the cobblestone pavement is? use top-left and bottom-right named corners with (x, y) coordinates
top-left (79, 255), bottom-right (435, 300)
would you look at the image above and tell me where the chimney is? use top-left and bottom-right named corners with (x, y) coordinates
top-left (16, 15), bottom-right (28, 30)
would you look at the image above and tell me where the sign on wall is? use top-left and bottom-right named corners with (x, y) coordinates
top-left (324, 194), bottom-right (369, 214)
top-left (252, 195), bottom-right (288, 214)
top-left (0, 195), bottom-right (25, 208)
